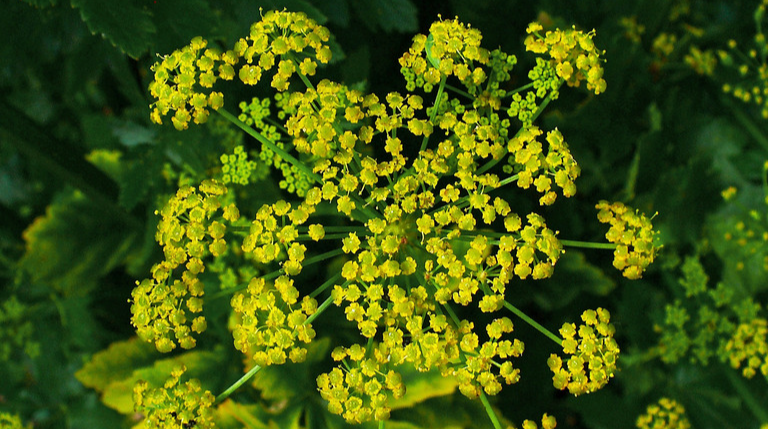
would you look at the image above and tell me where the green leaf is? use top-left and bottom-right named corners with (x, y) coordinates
top-left (251, 338), bottom-right (331, 400)
top-left (352, 0), bottom-right (418, 33)
top-left (100, 350), bottom-right (220, 414)
top-left (118, 157), bottom-right (154, 211)
top-left (19, 190), bottom-right (140, 296)
top-left (388, 394), bottom-right (495, 429)
top-left (257, 0), bottom-right (328, 24)
top-left (388, 363), bottom-right (457, 410)
top-left (215, 400), bottom-right (270, 429)
top-left (70, 0), bottom-right (155, 58)
top-left (149, 0), bottom-right (220, 55)
top-left (534, 251), bottom-right (616, 311)
top-left (20, 0), bottom-right (59, 6)
top-left (75, 337), bottom-right (160, 393)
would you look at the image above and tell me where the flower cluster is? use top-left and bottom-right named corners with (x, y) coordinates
top-left (133, 365), bottom-right (216, 429)
top-left (635, 398), bottom-right (691, 429)
top-left (718, 201), bottom-right (768, 274)
top-left (0, 295), bottom-right (39, 360)
top-left (503, 126), bottom-right (580, 205)
top-left (619, 16), bottom-right (646, 44)
top-left (596, 200), bottom-right (659, 279)
top-left (131, 179), bottom-right (238, 352)
top-left (399, 16), bottom-right (490, 93)
top-left (684, 46), bottom-right (717, 76)
top-left (148, 36), bottom-right (226, 129)
top-left (220, 145), bottom-right (258, 185)
top-left (0, 413), bottom-right (31, 429)
top-left (149, 10), bottom-right (331, 129)
top-left (651, 32), bottom-right (677, 63)
top-left (524, 22), bottom-right (607, 94)
top-left (724, 317), bottom-right (768, 379)
top-left (522, 414), bottom-right (558, 429)
top-left (231, 276), bottom-right (318, 366)
top-left (240, 96), bottom-right (313, 196)
top-left (318, 347), bottom-right (406, 422)
top-left (719, 1), bottom-right (768, 118)
top-left (548, 308), bottom-right (619, 395)
top-left (140, 11), bottom-right (632, 427)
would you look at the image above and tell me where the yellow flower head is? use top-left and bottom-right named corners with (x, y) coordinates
top-left (636, 398), bottom-right (691, 429)
top-left (131, 179), bottom-right (228, 352)
top-left (133, 365), bottom-right (216, 429)
top-left (525, 22), bottom-right (606, 94)
top-left (724, 318), bottom-right (768, 379)
top-left (596, 200), bottom-right (659, 279)
top-left (548, 308), bottom-right (619, 395)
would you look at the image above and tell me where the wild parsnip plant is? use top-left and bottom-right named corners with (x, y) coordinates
top-left (130, 10), bottom-right (659, 428)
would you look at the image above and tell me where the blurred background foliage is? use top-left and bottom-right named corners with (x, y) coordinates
top-left (1, 0), bottom-right (768, 428)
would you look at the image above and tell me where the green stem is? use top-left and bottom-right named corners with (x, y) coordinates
top-left (724, 365), bottom-right (768, 423)
top-left (421, 75), bottom-right (448, 152)
top-left (306, 294), bottom-right (334, 325)
top-left (720, 94), bottom-right (768, 153)
top-left (217, 108), bottom-right (322, 184)
top-left (479, 391), bottom-right (503, 429)
top-left (445, 83), bottom-right (473, 99)
top-left (215, 363), bottom-right (262, 404)
top-left (378, 420), bottom-right (385, 429)
top-left (303, 247), bottom-right (345, 267)
top-left (503, 300), bottom-right (562, 346)
top-left (496, 173), bottom-right (520, 188)
top-left (309, 272), bottom-right (342, 299)
top-left (559, 239), bottom-right (617, 250)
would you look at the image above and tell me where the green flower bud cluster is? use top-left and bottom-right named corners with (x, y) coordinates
top-left (237, 97), bottom-right (303, 191)
top-left (0, 295), bottom-right (39, 361)
top-left (636, 398), bottom-right (691, 429)
top-left (220, 146), bottom-right (257, 185)
top-left (657, 255), bottom-right (768, 380)
top-left (133, 365), bottom-right (216, 429)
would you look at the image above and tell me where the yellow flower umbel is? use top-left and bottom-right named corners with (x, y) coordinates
top-left (522, 414), bottom-right (557, 429)
top-left (231, 276), bottom-right (318, 366)
top-left (0, 413), bottom-right (31, 429)
top-left (724, 317), bottom-right (768, 379)
top-left (548, 308), bottom-right (619, 395)
top-left (149, 10), bottom-right (331, 129)
top-left (596, 200), bottom-right (659, 279)
top-left (524, 22), bottom-right (607, 94)
top-left (636, 398), bottom-right (691, 429)
top-left (131, 179), bottom-right (237, 352)
top-left (133, 365), bottom-right (216, 429)
top-left (140, 11), bottom-right (633, 428)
